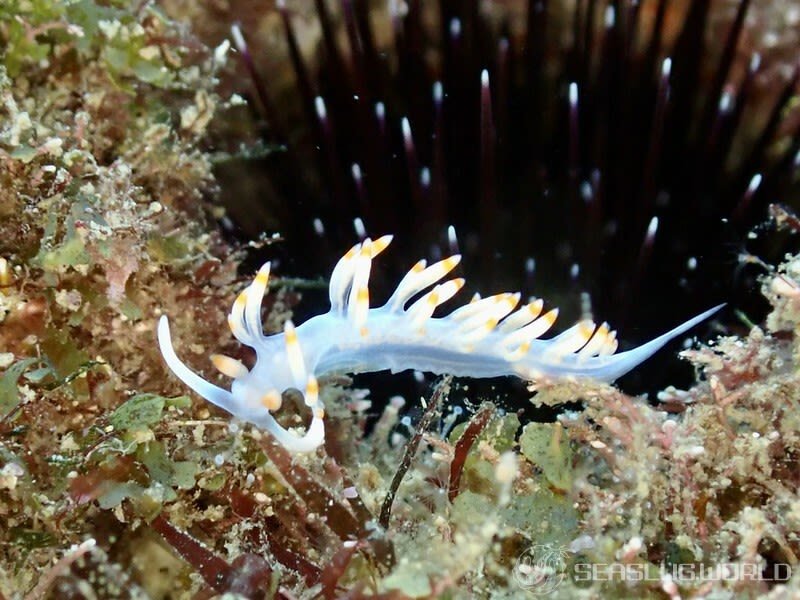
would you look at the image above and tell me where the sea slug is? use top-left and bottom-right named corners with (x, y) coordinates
top-left (158, 236), bottom-right (722, 452)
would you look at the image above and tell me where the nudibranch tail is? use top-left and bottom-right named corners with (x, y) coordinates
top-left (585, 303), bottom-right (725, 382)
top-left (158, 234), bottom-right (723, 453)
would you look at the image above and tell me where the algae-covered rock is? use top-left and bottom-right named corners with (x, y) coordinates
top-left (519, 422), bottom-right (573, 491)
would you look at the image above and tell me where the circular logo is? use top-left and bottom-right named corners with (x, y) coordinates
top-left (514, 544), bottom-right (571, 595)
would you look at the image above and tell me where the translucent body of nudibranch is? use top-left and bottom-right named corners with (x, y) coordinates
top-left (157, 235), bottom-right (723, 453)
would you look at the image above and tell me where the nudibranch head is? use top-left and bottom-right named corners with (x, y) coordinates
top-left (157, 261), bottom-right (326, 453)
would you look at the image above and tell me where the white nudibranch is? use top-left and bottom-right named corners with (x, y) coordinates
top-left (157, 235), bottom-right (723, 453)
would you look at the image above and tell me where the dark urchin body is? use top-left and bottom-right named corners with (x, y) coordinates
top-left (222, 0), bottom-right (799, 390)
